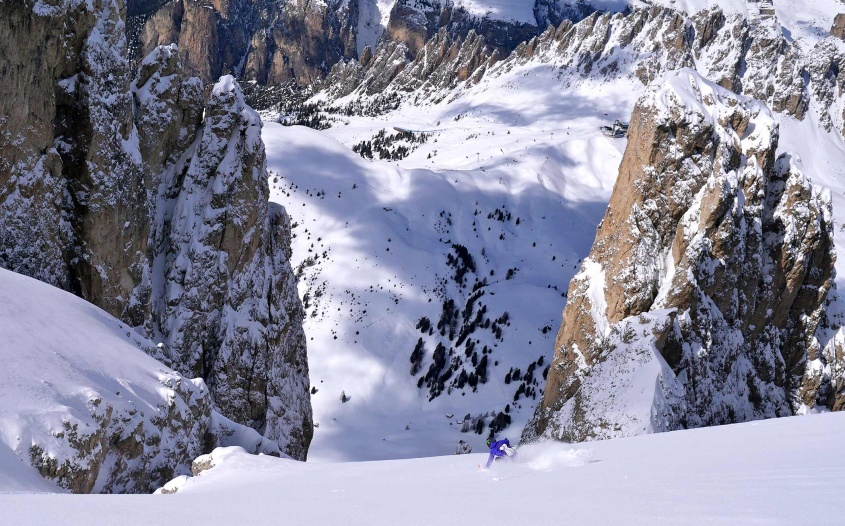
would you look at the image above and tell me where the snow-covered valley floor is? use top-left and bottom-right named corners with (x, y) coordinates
top-left (4, 412), bottom-right (844, 524)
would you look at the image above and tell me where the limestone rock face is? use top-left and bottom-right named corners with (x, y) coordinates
top-left (131, 0), bottom-right (550, 89)
top-left (832, 14), bottom-right (845, 40)
top-left (324, 28), bottom-right (498, 103)
top-left (805, 37), bottom-right (845, 139)
top-left (0, 0), bottom-right (313, 481)
top-left (136, 69), bottom-right (313, 460)
top-left (131, 44), bottom-right (205, 179)
top-left (0, 0), bottom-right (150, 326)
top-left (523, 70), bottom-right (837, 444)
top-left (135, 0), bottom-right (359, 85)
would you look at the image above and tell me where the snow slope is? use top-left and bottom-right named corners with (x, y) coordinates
top-left (270, 0), bottom-right (845, 458)
top-left (0, 446), bottom-right (62, 494)
top-left (3, 412), bottom-right (844, 523)
top-left (0, 267), bottom-right (278, 493)
top-left (0, 268), bottom-right (209, 492)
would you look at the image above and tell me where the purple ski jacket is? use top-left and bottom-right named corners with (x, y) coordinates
top-left (485, 439), bottom-right (511, 468)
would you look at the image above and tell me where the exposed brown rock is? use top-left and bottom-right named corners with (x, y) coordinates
top-left (0, 0), bottom-right (151, 327)
top-left (524, 70), bottom-right (836, 444)
top-left (0, 1), bottom-right (313, 482)
top-left (832, 14), bottom-right (845, 39)
top-left (137, 0), bottom-right (358, 85)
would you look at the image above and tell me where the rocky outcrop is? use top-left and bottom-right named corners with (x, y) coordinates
top-left (0, 267), bottom-right (284, 494)
top-left (135, 0), bottom-right (359, 85)
top-left (28, 370), bottom-right (213, 494)
top-left (324, 28), bottom-right (498, 103)
top-left (383, 0), bottom-right (536, 59)
top-left (0, 0), bottom-right (152, 326)
top-left (691, 9), bottom-right (806, 120)
top-left (0, 0), bottom-right (312, 477)
top-left (523, 70), bottom-right (837, 444)
top-left (805, 37), bottom-right (845, 138)
top-left (135, 57), bottom-right (313, 459)
top-left (0, 267), bottom-right (204, 494)
top-left (832, 14), bottom-right (845, 40)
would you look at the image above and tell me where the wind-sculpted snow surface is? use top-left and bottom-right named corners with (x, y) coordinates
top-left (0, 1), bottom-right (313, 470)
top-left (524, 69), bottom-right (837, 443)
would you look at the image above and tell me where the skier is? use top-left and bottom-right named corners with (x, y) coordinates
top-left (483, 437), bottom-right (516, 469)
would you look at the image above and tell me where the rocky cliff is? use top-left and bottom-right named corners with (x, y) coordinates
top-left (134, 0), bottom-right (358, 85)
top-left (0, 0), bottom-right (312, 480)
top-left (0, 0), bottom-right (150, 325)
top-left (129, 0), bottom-right (572, 89)
top-left (523, 69), bottom-right (838, 444)
top-left (134, 50), bottom-right (313, 459)
top-left (323, 27), bottom-right (499, 103)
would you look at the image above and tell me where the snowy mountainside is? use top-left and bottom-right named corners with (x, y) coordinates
top-left (321, 1), bottom-right (845, 116)
top-left (280, 0), bottom-right (845, 459)
top-left (0, 268), bottom-right (279, 493)
top-left (266, 76), bottom-right (641, 461)
top-left (6, 412), bottom-right (845, 524)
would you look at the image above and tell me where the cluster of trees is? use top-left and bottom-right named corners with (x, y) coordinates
top-left (457, 409), bottom-right (512, 437)
top-left (352, 129), bottom-right (429, 161)
top-left (240, 81), bottom-right (334, 129)
top-left (505, 356), bottom-right (548, 402)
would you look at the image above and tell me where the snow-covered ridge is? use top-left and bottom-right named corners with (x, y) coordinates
top-left (325, 0), bottom-right (845, 138)
top-left (0, 267), bottom-right (283, 493)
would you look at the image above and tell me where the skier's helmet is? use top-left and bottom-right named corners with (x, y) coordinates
top-left (486, 438), bottom-right (492, 447)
